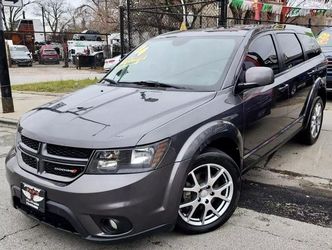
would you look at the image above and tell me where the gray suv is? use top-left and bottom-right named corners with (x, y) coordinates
top-left (73, 30), bottom-right (103, 41)
top-left (6, 25), bottom-right (326, 241)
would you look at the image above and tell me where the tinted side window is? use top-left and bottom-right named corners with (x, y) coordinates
top-left (298, 34), bottom-right (321, 59)
top-left (276, 33), bottom-right (304, 69)
top-left (246, 35), bottom-right (279, 74)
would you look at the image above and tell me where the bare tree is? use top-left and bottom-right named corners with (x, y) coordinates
top-left (2, 0), bottom-right (31, 31)
top-left (77, 0), bottom-right (119, 33)
top-left (34, 0), bottom-right (72, 34)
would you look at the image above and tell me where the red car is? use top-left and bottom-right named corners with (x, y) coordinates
top-left (39, 46), bottom-right (60, 64)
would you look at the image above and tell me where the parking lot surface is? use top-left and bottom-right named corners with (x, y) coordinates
top-left (0, 102), bottom-right (331, 249)
top-left (9, 63), bottom-right (105, 85)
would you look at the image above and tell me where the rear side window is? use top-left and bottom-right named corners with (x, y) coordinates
top-left (298, 34), bottom-right (321, 59)
top-left (276, 33), bottom-right (304, 69)
top-left (245, 35), bottom-right (279, 74)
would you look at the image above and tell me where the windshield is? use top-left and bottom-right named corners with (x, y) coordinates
top-left (10, 46), bottom-right (29, 52)
top-left (317, 30), bottom-right (332, 47)
top-left (43, 50), bottom-right (57, 55)
top-left (104, 36), bottom-right (241, 90)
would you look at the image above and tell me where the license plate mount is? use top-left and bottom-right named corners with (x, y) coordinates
top-left (20, 183), bottom-right (46, 213)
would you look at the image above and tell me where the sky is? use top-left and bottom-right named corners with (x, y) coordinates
top-left (24, 0), bottom-right (83, 19)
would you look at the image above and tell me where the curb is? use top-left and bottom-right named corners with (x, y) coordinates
top-left (13, 91), bottom-right (64, 97)
top-left (0, 117), bottom-right (18, 127)
top-left (244, 167), bottom-right (332, 198)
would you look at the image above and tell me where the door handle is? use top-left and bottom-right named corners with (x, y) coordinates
top-left (278, 84), bottom-right (289, 92)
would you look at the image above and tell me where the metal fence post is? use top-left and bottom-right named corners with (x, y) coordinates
top-left (0, 0), bottom-right (14, 113)
top-left (119, 5), bottom-right (125, 58)
top-left (126, 0), bottom-right (132, 51)
top-left (218, 0), bottom-right (228, 28)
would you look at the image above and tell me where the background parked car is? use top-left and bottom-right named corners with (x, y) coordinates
top-left (317, 28), bottom-right (332, 92)
top-left (9, 45), bottom-right (33, 67)
top-left (39, 46), bottom-right (60, 64)
top-left (73, 30), bottom-right (103, 41)
top-left (103, 55), bottom-right (121, 71)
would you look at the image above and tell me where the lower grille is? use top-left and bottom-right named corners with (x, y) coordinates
top-left (14, 197), bottom-right (78, 233)
top-left (21, 153), bottom-right (38, 169)
top-left (44, 162), bottom-right (84, 178)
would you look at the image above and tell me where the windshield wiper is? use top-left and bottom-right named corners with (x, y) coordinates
top-left (101, 78), bottom-right (118, 85)
top-left (119, 80), bottom-right (185, 89)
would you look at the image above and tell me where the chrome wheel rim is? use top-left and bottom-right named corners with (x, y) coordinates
top-left (310, 102), bottom-right (322, 139)
top-left (178, 163), bottom-right (234, 226)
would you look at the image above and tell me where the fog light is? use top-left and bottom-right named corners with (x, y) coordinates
top-left (97, 217), bottom-right (133, 235)
top-left (109, 219), bottom-right (118, 230)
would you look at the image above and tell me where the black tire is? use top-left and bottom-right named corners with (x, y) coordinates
top-left (299, 96), bottom-right (324, 145)
top-left (176, 149), bottom-right (241, 234)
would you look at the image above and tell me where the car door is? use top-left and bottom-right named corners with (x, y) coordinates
top-left (280, 32), bottom-right (324, 122)
top-left (240, 33), bottom-right (292, 167)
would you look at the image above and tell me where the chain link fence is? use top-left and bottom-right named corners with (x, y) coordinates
top-left (123, 0), bottom-right (222, 51)
top-left (120, 0), bottom-right (331, 54)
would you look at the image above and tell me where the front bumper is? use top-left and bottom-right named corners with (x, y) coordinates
top-left (6, 154), bottom-right (190, 241)
top-left (12, 60), bottom-right (32, 66)
top-left (42, 58), bottom-right (59, 64)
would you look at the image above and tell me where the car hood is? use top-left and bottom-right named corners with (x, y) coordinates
top-left (20, 84), bottom-right (215, 148)
top-left (11, 54), bottom-right (31, 60)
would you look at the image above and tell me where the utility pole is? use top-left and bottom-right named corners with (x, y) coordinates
top-left (0, 0), bottom-right (14, 113)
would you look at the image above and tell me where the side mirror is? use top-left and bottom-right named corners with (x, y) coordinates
top-left (237, 67), bottom-right (274, 91)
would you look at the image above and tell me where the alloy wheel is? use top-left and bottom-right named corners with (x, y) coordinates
top-left (310, 101), bottom-right (322, 139)
top-left (179, 163), bottom-right (234, 226)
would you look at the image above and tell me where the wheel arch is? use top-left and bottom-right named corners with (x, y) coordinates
top-left (175, 120), bottom-right (243, 173)
top-left (303, 77), bottom-right (327, 129)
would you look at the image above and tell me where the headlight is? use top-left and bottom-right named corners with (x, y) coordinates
top-left (5, 146), bottom-right (16, 164)
top-left (15, 122), bottom-right (22, 146)
top-left (86, 139), bottom-right (170, 174)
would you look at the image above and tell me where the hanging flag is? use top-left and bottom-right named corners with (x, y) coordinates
top-left (241, 0), bottom-right (253, 11)
top-left (271, 4), bottom-right (283, 15)
top-left (230, 0), bottom-right (244, 9)
top-left (262, 3), bottom-right (273, 13)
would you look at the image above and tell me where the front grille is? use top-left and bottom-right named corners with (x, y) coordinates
top-left (47, 144), bottom-right (93, 159)
top-left (21, 152), bottom-right (38, 169)
top-left (21, 135), bottom-right (40, 151)
top-left (44, 162), bottom-right (84, 178)
top-left (327, 58), bottom-right (332, 71)
top-left (18, 133), bottom-right (92, 182)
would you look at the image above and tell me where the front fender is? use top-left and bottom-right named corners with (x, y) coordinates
top-left (175, 120), bottom-right (243, 172)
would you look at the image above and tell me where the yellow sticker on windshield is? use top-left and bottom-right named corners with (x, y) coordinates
top-left (119, 44), bottom-right (149, 67)
top-left (317, 32), bottom-right (331, 46)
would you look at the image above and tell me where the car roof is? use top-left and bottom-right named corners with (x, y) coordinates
top-left (156, 24), bottom-right (313, 39)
